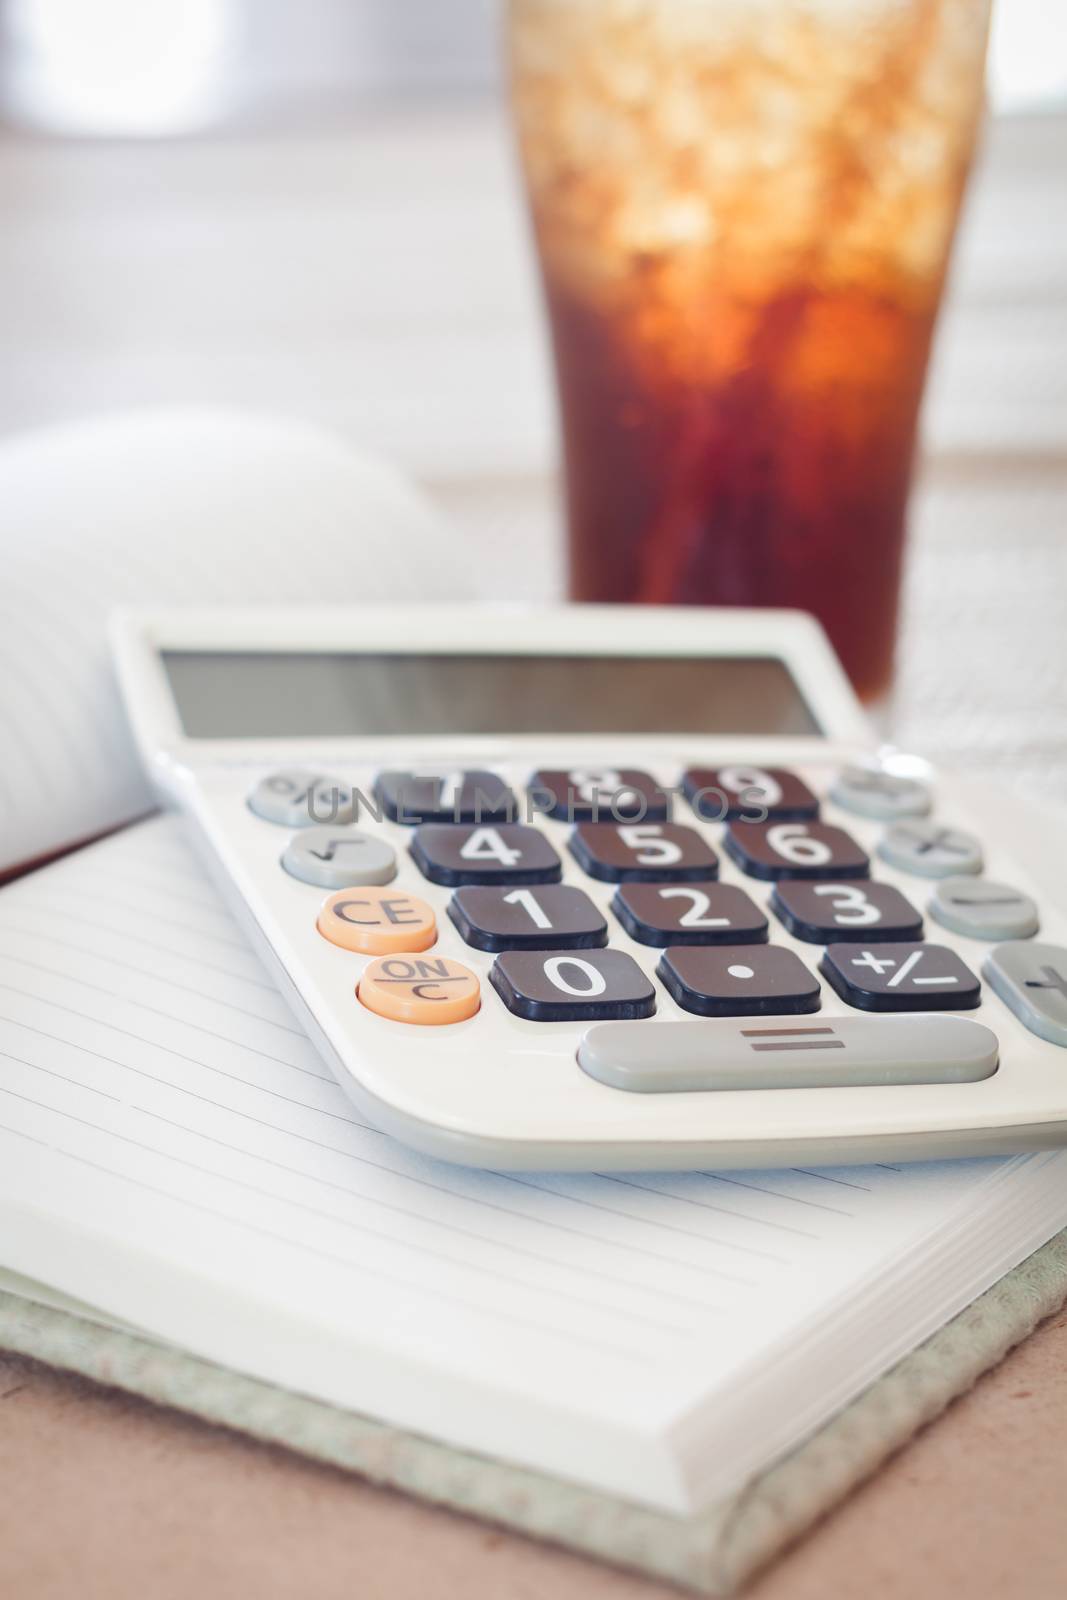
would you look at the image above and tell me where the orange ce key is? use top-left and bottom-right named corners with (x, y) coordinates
top-left (318, 886), bottom-right (436, 955)
top-left (358, 954), bottom-right (480, 1025)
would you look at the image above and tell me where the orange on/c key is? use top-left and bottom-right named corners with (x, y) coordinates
top-left (358, 954), bottom-right (480, 1026)
top-left (318, 886), bottom-right (436, 955)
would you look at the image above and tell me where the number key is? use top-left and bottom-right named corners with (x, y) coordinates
top-left (530, 768), bottom-right (669, 822)
top-left (725, 821), bottom-right (869, 881)
top-left (411, 824), bottom-right (561, 886)
top-left (448, 885), bottom-right (607, 951)
top-left (771, 880), bottom-right (922, 943)
top-left (569, 823), bottom-right (718, 883)
top-left (682, 765), bottom-right (818, 821)
top-left (491, 949), bottom-right (656, 1022)
top-left (612, 882), bottom-right (768, 946)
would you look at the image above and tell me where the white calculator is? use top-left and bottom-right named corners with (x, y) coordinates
top-left (112, 604), bottom-right (1067, 1171)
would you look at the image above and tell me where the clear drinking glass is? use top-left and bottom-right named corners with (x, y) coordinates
top-left (509, 0), bottom-right (992, 698)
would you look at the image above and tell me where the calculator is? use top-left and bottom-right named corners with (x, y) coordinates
top-left (112, 604), bottom-right (1067, 1171)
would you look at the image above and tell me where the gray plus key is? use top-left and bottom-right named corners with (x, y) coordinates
top-left (281, 826), bottom-right (396, 889)
top-left (878, 821), bottom-right (983, 879)
top-left (983, 942), bottom-right (1067, 1047)
top-left (929, 877), bottom-right (1039, 941)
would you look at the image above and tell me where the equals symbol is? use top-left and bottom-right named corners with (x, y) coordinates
top-left (741, 1026), bottom-right (846, 1054)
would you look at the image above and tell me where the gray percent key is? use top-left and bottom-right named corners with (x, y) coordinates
top-left (282, 826), bottom-right (397, 889)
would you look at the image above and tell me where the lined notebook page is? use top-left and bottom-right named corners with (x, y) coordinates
top-left (0, 816), bottom-right (1050, 1511)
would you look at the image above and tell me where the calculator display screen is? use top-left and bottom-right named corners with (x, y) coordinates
top-left (161, 650), bottom-right (822, 738)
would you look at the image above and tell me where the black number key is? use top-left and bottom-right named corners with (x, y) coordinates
top-left (376, 770), bottom-right (516, 825)
top-left (820, 942), bottom-right (980, 1012)
top-left (490, 949), bottom-right (656, 1022)
top-left (411, 824), bottom-right (561, 886)
top-left (612, 882), bottom-right (768, 947)
top-left (530, 768), bottom-right (669, 822)
top-left (569, 823), bottom-right (718, 883)
top-left (682, 765), bottom-right (818, 821)
top-left (448, 885), bottom-right (607, 952)
top-left (771, 880), bottom-right (922, 943)
top-left (724, 821), bottom-right (869, 881)
top-left (658, 945), bottom-right (821, 1018)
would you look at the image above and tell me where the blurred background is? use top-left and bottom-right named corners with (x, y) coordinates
top-left (0, 0), bottom-right (1064, 788)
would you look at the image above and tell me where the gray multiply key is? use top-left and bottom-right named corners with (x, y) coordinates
top-left (878, 821), bottom-right (983, 878)
top-left (983, 942), bottom-right (1067, 1047)
top-left (929, 877), bottom-right (1039, 941)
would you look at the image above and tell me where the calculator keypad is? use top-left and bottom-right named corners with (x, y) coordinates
top-left (530, 768), bottom-right (670, 822)
top-left (247, 758), bottom-right (1051, 1086)
top-left (282, 826), bottom-right (397, 889)
top-left (376, 770), bottom-right (517, 825)
top-left (771, 880), bottom-right (922, 944)
top-left (612, 882), bottom-right (767, 947)
top-left (490, 949), bottom-right (656, 1022)
top-left (569, 823), bottom-right (718, 883)
top-left (724, 821), bottom-right (869, 882)
top-left (658, 945), bottom-right (821, 1018)
top-left (411, 824), bottom-right (562, 886)
top-left (820, 943), bottom-right (981, 1012)
top-left (682, 765), bottom-right (818, 821)
top-left (448, 885), bottom-right (607, 952)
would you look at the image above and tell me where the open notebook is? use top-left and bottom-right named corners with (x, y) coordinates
top-left (3, 814), bottom-right (1067, 1552)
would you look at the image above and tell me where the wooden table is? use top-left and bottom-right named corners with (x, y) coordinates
top-left (0, 102), bottom-right (1065, 1597)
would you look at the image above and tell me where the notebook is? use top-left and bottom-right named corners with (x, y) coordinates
top-left (2, 814), bottom-right (1067, 1591)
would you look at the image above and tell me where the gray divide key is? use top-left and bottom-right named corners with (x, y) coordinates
top-left (830, 766), bottom-right (932, 822)
top-left (983, 942), bottom-right (1067, 1047)
top-left (929, 877), bottom-right (1040, 941)
top-left (281, 826), bottom-right (397, 889)
top-left (877, 821), bottom-right (983, 879)
top-left (577, 1014), bottom-right (1000, 1093)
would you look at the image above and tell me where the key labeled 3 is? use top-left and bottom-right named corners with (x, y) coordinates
top-left (772, 880), bottom-right (922, 943)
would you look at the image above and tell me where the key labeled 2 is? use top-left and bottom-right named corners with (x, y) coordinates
top-left (725, 821), bottom-right (869, 882)
top-left (411, 824), bottom-right (561, 886)
top-left (490, 949), bottom-right (656, 1022)
top-left (771, 880), bottom-right (922, 943)
top-left (569, 822), bottom-right (718, 883)
top-left (612, 882), bottom-right (768, 946)
top-left (820, 942), bottom-right (980, 1012)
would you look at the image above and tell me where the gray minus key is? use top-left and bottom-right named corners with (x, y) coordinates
top-left (577, 1014), bottom-right (999, 1092)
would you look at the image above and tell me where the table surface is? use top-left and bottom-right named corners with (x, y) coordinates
top-left (1, 102), bottom-right (1066, 1597)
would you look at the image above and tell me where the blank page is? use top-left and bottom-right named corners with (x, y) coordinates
top-left (0, 816), bottom-right (1061, 1513)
